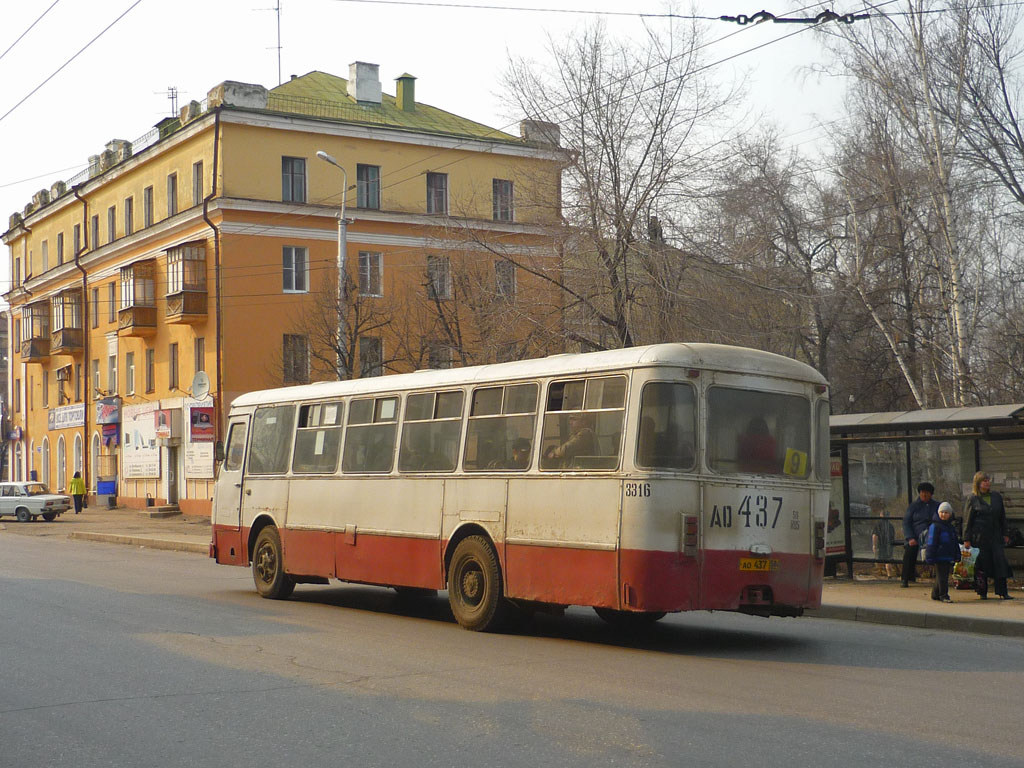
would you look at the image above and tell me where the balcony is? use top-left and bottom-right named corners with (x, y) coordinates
top-left (20, 336), bottom-right (50, 361)
top-left (118, 305), bottom-right (157, 337)
top-left (51, 327), bottom-right (83, 355)
top-left (166, 290), bottom-right (208, 324)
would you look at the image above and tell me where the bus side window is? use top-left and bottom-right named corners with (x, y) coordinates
top-left (636, 382), bottom-right (696, 470)
top-left (540, 375), bottom-right (625, 470)
top-left (398, 390), bottom-right (464, 472)
top-left (293, 401), bottom-right (344, 474)
top-left (463, 383), bottom-right (537, 471)
top-left (225, 423), bottom-right (247, 471)
top-left (247, 405), bottom-right (295, 475)
top-left (343, 396), bottom-right (398, 473)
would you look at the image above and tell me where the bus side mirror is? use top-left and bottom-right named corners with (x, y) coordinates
top-left (214, 441), bottom-right (225, 463)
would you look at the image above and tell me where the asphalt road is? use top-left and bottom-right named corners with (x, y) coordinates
top-left (1, 534), bottom-right (1022, 768)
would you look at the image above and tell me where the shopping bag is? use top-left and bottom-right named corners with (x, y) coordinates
top-left (952, 546), bottom-right (978, 590)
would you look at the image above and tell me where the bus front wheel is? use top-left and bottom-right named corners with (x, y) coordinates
top-left (252, 527), bottom-right (295, 600)
top-left (448, 536), bottom-right (508, 632)
top-left (594, 607), bottom-right (666, 628)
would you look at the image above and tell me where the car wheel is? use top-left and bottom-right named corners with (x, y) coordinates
top-left (252, 526), bottom-right (295, 600)
top-left (42, 512), bottom-right (57, 522)
top-left (15, 507), bottom-right (31, 523)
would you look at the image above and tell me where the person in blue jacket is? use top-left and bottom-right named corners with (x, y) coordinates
top-left (924, 501), bottom-right (962, 603)
top-left (902, 481), bottom-right (938, 587)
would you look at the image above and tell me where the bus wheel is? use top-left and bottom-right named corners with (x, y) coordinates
top-left (594, 607), bottom-right (666, 628)
top-left (448, 536), bottom-right (508, 632)
top-left (252, 527), bottom-right (295, 600)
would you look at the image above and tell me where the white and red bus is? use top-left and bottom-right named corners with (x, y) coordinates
top-left (211, 343), bottom-right (830, 631)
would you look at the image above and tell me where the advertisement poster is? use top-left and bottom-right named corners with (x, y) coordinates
top-left (827, 451), bottom-right (847, 556)
top-left (155, 409), bottom-right (173, 439)
top-left (95, 397), bottom-right (121, 425)
top-left (122, 403), bottom-right (160, 479)
top-left (184, 399), bottom-right (215, 479)
top-left (189, 407), bottom-right (215, 442)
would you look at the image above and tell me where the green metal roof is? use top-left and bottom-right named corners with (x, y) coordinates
top-left (268, 71), bottom-right (519, 143)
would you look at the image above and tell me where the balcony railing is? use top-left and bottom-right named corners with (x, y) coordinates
top-left (118, 305), bottom-right (157, 336)
top-left (50, 327), bottom-right (84, 354)
top-left (166, 290), bottom-right (207, 323)
top-left (20, 336), bottom-right (50, 361)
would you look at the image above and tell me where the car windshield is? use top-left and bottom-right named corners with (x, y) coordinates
top-left (24, 483), bottom-right (50, 495)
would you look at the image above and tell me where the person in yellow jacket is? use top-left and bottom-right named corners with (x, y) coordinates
top-left (69, 471), bottom-right (86, 514)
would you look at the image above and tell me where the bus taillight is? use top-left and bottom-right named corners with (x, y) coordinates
top-left (683, 515), bottom-right (698, 557)
top-left (814, 520), bottom-right (825, 559)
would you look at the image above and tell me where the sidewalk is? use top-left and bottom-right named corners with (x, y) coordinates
top-left (3, 506), bottom-right (1023, 637)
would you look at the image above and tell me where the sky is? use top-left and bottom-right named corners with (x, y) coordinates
top-left (0, 0), bottom-right (845, 299)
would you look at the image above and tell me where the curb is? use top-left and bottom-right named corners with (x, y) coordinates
top-left (807, 604), bottom-right (1024, 638)
top-left (68, 532), bottom-right (208, 555)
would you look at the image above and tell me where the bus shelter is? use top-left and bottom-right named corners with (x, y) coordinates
top-left (828, 404), bottom-right (1024, 577)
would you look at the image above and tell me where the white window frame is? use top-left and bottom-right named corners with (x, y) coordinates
top-left (282, 246), bottom-right (309, 293)
top-left (358, 251), bottom-right (383, 297)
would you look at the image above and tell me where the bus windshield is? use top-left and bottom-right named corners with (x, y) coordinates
top-left (707, 387), bottom-right (811, 477)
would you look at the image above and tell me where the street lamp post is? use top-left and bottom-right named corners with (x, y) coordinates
top-left (316, 150), bottom-right (350, 380)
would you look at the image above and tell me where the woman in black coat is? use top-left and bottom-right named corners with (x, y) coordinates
top-left (963, 471), bottom-right (1015, 600)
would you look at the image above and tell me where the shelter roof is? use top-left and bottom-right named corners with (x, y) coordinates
top-left (830, 404), bottom-right (1024, 434)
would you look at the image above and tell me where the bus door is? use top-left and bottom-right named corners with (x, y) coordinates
top-left (212, 415), bottom-right (249, 565)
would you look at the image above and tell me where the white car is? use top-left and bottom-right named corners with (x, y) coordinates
top-left (0, 482), bottom-right (72, 522)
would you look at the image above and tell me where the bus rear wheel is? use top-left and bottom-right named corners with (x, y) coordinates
top-left (594, 607), bottom-right (666, 628)
top-left (448, 536), bottom-right (508, 632)
top-left (252, 526), bottom-right (295, 600)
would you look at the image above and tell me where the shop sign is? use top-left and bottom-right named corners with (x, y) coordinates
top-left (48, 403), bottom-right (86, 431)
top-left (96, 397), bottom-right (121, 425)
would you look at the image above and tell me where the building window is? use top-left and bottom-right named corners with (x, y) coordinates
top-left (282, 157), bottom-right (306, 203)
top-left (73, 224), bottom-right (81, 256)
top-left (358, 251), bottom-right (382, 296)
top-left (42, 370), bottom-right (49, 407)
top-left (359, 336), bottom-right (382, 378)
top-left (167, 172), bottom-right (178, 217)
top-left (169, 343), bottom-right (179, 389)
top-left (51, 291), bottom-right (82, 332)
top-left (357, 164), bottom-right (380, 209)
top-left (144, 186), bottom-right (154, 227)
top-left (427, 341), bottom-right (453, 370)
top-left (495, 259), bottom-right (516, 300)
top-left (107, 283), bottom-right (116, 324)
top-left (426, 172), bottom-right (448, 214)
top-left (91, 288), bottom-right (99, 328)
top-left (282, 246), bottom-right (308, 293)
top-left (192, 160), bottom-right (204, 205)
top-left (194, 337), bottom-right (205, 376)
top-left (92, 359), bottom-right (100, 394)
top-left (167, 244), bottom-right (206, 293)
top-left (56, 232), bottom-right (64, 265)
top-left (121, 264), bottom-right (155, 309)
top-left (107, 206), bottom-right (116, 244)
top-left (426, 254), bottom-right (452, 300)
top-left (75, 363), bottom-right (82, 402)
top-left (125, 352), bottom-right (135, 394)
top-left (124, 197), bottom-right (134, 236)
top-left (14, 378), bottom-right (21, 413)
top-left (493, 179), bottom-right (514, 222)
top-left (13, 255), bottom-right (20, 286)
top-left (107, 354), bottom-right (117, 394)
top-left (283, 334), bottom-right (309, 384)
top-left (90, 215), bottom-right (99, 249)
top-left (42, 240), bottom-right (49, 272)
top-left (145, 348), bottom-right (154, 393)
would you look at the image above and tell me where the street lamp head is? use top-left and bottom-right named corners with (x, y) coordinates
top-left (316, 150), bottom-right (339, 166)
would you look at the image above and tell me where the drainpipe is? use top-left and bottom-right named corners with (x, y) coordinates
top-left (72, 185), bottom-right (90, 494)
top-left (201, 107), bottom-right (223, 443)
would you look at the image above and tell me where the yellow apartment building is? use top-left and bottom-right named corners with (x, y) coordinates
top-left (3, 63), bottom-right (564, 515)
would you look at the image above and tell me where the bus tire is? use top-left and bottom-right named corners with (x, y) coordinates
top-left (448, 536), bottom-right (508, 632)
top-left (252, 526), bottom-right (295, 600)
top-left (15, 507), bottom-right (31, 523)
top-left (594, 607), bottom-right (666, 628)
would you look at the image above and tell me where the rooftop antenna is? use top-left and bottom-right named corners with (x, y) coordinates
top-left (256, 1), bottom-right (282, 86)
top-left (166, 86), bottom-right (178, 116)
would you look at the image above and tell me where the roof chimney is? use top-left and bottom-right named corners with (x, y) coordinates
top-left (395, 73), bottom-right (416, 112)
top-left (348, 61), bottom-right (382, 104)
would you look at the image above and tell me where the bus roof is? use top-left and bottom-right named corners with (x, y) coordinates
top-left (231, 343), bottom-right (828, 409)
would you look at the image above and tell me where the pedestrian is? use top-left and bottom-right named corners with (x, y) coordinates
top-left (901, 481), bottom-right (938, 588)
top-left (924, 501), bottom-right (961, 603)
top-left (963, 471), bottom-right (1015, 600)
top-left (69, 471), bottom-right (86, 515)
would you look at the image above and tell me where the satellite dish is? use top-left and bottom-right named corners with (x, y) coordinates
top-left (191, 370), bottom-right (211, 400)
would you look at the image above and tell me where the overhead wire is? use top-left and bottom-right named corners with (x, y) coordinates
top-left (0, 0), bottom-right (64, 65)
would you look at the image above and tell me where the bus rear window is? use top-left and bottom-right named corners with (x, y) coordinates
top-left (707, 387), bottom-right (810, 477)
top-left (636, 382), bottom-right (696, 471)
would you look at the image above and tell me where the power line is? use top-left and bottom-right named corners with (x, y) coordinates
top-left (0, 0), bottom-right (63, 65)
top-left (327, 0), bottom-right (717, 19)
top-left (0, 0), bottom-right (145, 126)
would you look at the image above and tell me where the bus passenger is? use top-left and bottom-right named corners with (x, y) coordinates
top-left (544, 412), bottom-right (596, 467)
top-left (510, 437), bottom-right (531, 469)
top-left (737, 417), bottom-right (777, 473)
